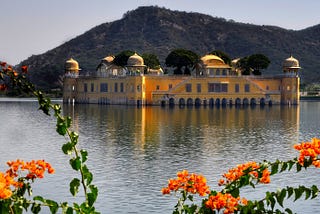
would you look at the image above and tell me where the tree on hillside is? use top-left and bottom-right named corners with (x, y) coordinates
top-left (247, 54), bottom-right (270, 75)
top-left (113, 50), bottom-right (135, 67)
top-left (238, 54), bottom-right (270, 75)
top-left (165, 49), bottom-right (199, 75)
top-left (209, 50), bottom-right (231, 65)
top-left (142, 53), bottom-right (160, 72)
top-left (237, 57), bottom-right (251, 75)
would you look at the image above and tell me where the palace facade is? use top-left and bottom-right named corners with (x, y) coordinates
top-left (63, 53), bottom-right (301, 106)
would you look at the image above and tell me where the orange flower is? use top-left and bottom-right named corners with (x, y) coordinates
top-left (220, 161), bottom-right (271, 185)
top-left (260, 169), bottom-right (271, 184)
top-left (0, 172), bottom-right (13, 199)
top-left (294, 138), bottom-right (320, 167)
top-left (6, 159), bottom-right (55, 180)
top-left (21, 65), bottom-right (28, 73)
top-left (0, 84), bottom-right (7, 91)
top-left (205, 192), bottom-right (247, 214)
top-left (162, 170), bottom-right (210, 196)
top-left (0, 62), bottom-right (6, 67)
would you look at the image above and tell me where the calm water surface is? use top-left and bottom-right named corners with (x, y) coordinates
top-left (0, 98), bottom-right (319, 213)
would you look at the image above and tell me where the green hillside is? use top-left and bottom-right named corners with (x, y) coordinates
top-left (18, 6), bottom-right (320, 90)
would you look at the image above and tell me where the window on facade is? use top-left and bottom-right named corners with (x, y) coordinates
top-left (197, 83), bottom-right (201, 93)
top-left (186, 84), bottom-right (192, 92)
top-left (100, 83), bottom-right (108, 92)
top-left (245, 84), bottom-right (250, 92)
top-left (114, 83), bottom-right (118, 92)
top-left (120, 83), bottom-right (124, 92)
top-left (208, 83), bottom-right (215, 92)
top-left (84, 83), bottom-right (87, 92)
top-left (169, 84), bottom-right (172, 89)
top-left (91, 83), bottom-right (94, 92)
top-left (214, 83), bottom-right (220, 92)
top-left (137, 85), bottom-right (140, 92)
top-left (222, 69), bottom-right (227, 76)
top-left (156, 85), bottom-right (160, 90)
top-left (235, 84), bottom-right (239, 93)
top-left (221, 83), bottom-right (228, 92)
top-left (216, 69), bottom-right (220, 76)
top-left (72, 86), bottom-right (75, 92)
top-left (287, 85), bottom-right (290, 91)
top-left (266, 85), bottom-right (269, 90)
top-left (208, 83), bottom-right (228, 92)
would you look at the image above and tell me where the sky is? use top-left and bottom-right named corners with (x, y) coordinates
top-left (1, 0), bottom-right (319, 65)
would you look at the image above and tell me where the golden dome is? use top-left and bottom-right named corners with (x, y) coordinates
top-left (201, 54), bottom-right (230, 68)
top-left (103, 55), bottom-right (115, 63)
top-left (127, 53), bottom-right (144, 66)
top-left (65, 58), bottom-right (79, 73)
top-left (283, 55), bottom-right (301, 71)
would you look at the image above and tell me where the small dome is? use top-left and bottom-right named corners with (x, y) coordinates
top-left (65, 58), bottom-right (79, 73)
top-left (127, 53), bottom-right (144, 66)
top-left (201, 54), bottom-right (225, 65)
top-left (102, 55), bottom-right (115, 63)
top-left (283, 55), bottom-right (301, 71)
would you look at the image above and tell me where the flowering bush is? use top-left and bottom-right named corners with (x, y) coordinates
top-left (0, 62), bottom-right (99, 213)
top-left (163, 138), bottom-right (320, 213)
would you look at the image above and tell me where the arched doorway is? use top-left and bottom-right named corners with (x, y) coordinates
top-left (209, 98), bottom-right (214, 107)
top-left (222, 98), bottom-right (227, 106)
top-left (195, 98), bottom-right (201, 107)
top-left (169, 98), bottom-right (175, 107)
top-left (235, 98), bottom-right (241, 106)
top-left (250, 98), bottom-right (256, 105)
top-left (260, 98), bottom-right (265, 106)
top-left (215, 98), bottom-right (220, 106)
top-left (243, 98), bottom-right (249, 105)
top-left (187, 98), bottom-right (193, 106)
top-left (179, 98), bottom-right (185, 106)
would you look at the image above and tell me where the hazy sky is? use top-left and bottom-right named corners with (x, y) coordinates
top-left (1, 0), bottom-right (319, 65)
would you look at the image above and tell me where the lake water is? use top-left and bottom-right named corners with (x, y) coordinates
top-left (0, 98), bottom-right (319, 213)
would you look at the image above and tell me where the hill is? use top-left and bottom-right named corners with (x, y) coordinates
top-left (18, 6), bottom-right (320, 90)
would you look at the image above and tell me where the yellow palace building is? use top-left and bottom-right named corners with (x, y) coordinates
top-left (63, 53), bottom-right (301, 106)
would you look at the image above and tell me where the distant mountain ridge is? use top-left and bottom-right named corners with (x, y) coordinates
top-left (18, 6), bottom-right (320, 89)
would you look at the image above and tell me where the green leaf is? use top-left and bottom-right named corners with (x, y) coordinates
top-left (70, 178), bottom-right (80, 196)
top-left (66, 116), bottom-right (72, 128)
top-left (288, 160), bottom-right (295, 171)
top-left (80, 149), bottom-right (88, 162)
top-left (31, 203), bottom-right (41, 214)
top-left (70, 131), bottom-right (79, 144)
top-left (62, 142), bottom-right (73, 155)
top-left (70, 157), bottom-right (81, 171)
top-left (285, 208), bottom-right (293, 214)
top-left (66, 207), bottom-right (74, 214)
top-left (287, 187), bottom-right (294, 198)
top-left (46, 199), bottom-right (59, 214)
top-left (53, 104), bottom-right (61, 115)
top-left (56, 121), bottom-right (67, 136)
top-left (294, 187), bottom-right (303, 201)
top-left (280, 162), bottom-right (287, 172)
top-left (311, 185), bottom-right (319, 199)
top-left (230, 187), bottom-right (239, 198)
top-left (33, 196), bottom-right (44, 202)
top-left (276, 189), bottom-right (286, 207)
top-left (271, 162), bottom-right (279, 175)
top-left (82, 165), bottom-right (93, 185)
top-left (305, 187), bottom-right (311, 200)
top-left (296, 163), bottom-right (302, 172)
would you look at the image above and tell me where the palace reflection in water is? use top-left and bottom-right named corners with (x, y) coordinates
top-left (63, 104), bottom-right (300, 156)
